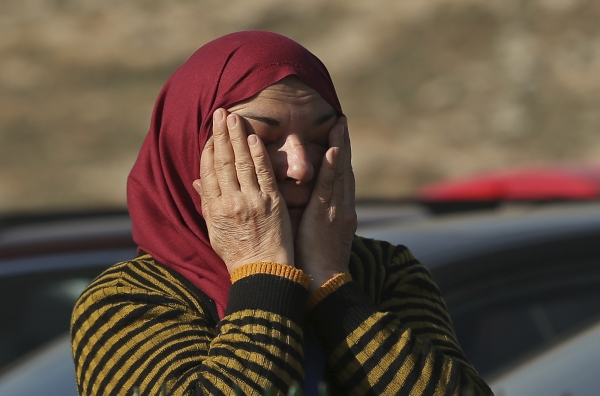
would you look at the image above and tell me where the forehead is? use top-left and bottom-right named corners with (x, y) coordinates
top-left (228, 76), bottom-right (335, 115)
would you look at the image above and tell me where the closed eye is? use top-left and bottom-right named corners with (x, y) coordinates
top-left (239, 111), bottom-right (338, 128)
top-left (313, 111), bottom-right (337, 127)
top-left (239, 114), bottom-right (279, 127)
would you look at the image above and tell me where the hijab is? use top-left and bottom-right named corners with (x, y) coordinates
top-left (127, 31), bottom-right (343, 319)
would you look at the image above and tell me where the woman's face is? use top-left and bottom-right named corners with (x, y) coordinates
top-left (227, 76), bottom-right (339, 235)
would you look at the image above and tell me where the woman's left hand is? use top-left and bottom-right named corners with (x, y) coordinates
top-left (295, 117), bottom-right (357, 293)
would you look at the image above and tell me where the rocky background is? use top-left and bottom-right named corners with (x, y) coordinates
top-left (1, 0), bottom-right (600, 212)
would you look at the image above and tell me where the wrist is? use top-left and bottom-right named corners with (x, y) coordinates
top-left (227, 250), bottom-right (294, 274)
top-left (231, 262), bottom-right (310, 288)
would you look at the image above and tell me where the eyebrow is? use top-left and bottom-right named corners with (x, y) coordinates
top-left (240, 111), bottom-right (338, 127)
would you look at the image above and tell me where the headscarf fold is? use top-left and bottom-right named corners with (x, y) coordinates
top-left (127, 31), bottom-right (342, 318)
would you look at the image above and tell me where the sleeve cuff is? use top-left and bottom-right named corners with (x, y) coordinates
top-left (225, 263), bottom-right (310, 323)
top-left (231, 262), bottom-right (311, 288)
top-left (307, 272), bottom-right (352, 311)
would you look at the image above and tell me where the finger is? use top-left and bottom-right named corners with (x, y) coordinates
top-left (341, 123), bottom-right (355, 202)
top-left (212, 108), bottom-right (240, 191)
top-left (308, 146), bottom-right (339, 209)
top-left (199, 137), bottom-right (221, 199)
top-left (227, 114), bottom-right (259, 192)
top-left (328, 123), bottom-right (345, 203)
top-left (247, 134), bottom-right (279, 194)
top-left (192, 179), bottom-right (211, 218)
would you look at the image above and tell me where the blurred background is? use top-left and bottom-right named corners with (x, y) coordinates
top-left (3, 2), bottom-right (600, 393)
top-left (2, 0), bottom-right (600, 213)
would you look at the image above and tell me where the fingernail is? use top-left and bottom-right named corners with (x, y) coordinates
top-left (327, 147), bottom-right (339, 166)
top-left (248, 134), bottom-right (258, 146)
top-left (192, 180), bottom-right (202, 194)
top-left (227, 114), bottom-right (237, 128)
top-left (213, 109), bottom-right (224, 123)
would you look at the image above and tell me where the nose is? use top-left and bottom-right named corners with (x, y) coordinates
top-left (274, 136), bottom-right (315, 184)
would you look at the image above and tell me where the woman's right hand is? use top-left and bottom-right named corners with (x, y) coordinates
top-left (193, 108), bottom-right (295, 274)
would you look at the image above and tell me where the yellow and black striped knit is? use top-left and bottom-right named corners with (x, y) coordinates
top-left (71, 236), bottom-right (493, 396)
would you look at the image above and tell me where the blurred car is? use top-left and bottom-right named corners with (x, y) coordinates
top-left (1, 201), bottom-right (600, 394)
top-left (357, 201), bottom-right (600, 378)
top-left (0, 212), bottom-right (137, 371)
top-left (489, 315), bottom-right (600, 396)
top-left (416, 163), bottom-right (600, 214)
top-left (0, 334), bottom-right (76, 396)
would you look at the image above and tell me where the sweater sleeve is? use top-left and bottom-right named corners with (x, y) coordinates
top-left (306, 236), bottom-right (493, 396)
top-left (70, 256), bottom-right (310, 396)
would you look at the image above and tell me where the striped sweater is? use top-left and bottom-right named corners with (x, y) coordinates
top-left (71, 236), bottom-right (493, 395)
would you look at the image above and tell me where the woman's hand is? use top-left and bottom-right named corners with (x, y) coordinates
top-left (193, 109), bottom-right (295, 274)
top-left (295, 118), bottom-right (357, 293)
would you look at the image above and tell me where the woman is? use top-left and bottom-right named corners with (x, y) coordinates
top-left (71, 31), bottom-right (492, 396)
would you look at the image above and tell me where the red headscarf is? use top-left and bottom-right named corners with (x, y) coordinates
top-left (127, 31), bottom-right (343, 318)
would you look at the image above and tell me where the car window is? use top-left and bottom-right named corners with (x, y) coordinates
top-left (420, 227), bottom-right (600, 379)
top-left (0, 247), bottom-right (136, 372)
top-left (452, 287), bottom-right (600, 377)
top-left (0, 268), bottom-right (103, 371)
top-left (489, 314), bottom-right (600, 396)
top-left (0, 335), bottom-right (79, 396)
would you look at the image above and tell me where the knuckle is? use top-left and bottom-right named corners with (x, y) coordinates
top-left (234, 160), bottom-right (254, 173)
top-left (255, 166), bottom-right (274, 183)
top-left (200, 166), bottom-right (216, 179)
top-left (320, 176), bottom-right (334, 190)
top-left (212, 131), bottom-right (228, 142)
top-left (214, 157), bottom-right (234, 171)
top-left (251, 149), bottom-right (268, 164)
top-left (221, 196), bottom-right (244, 215)
top-left (255, 168), bottom-right (272, 180)
top-left (229, 133), bottom-right (245, 146)
top-left (319, 174), bottom-right (337, 190)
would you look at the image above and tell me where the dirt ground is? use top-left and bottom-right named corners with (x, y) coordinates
top-left (1, 0), bottom-right (600, 212)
